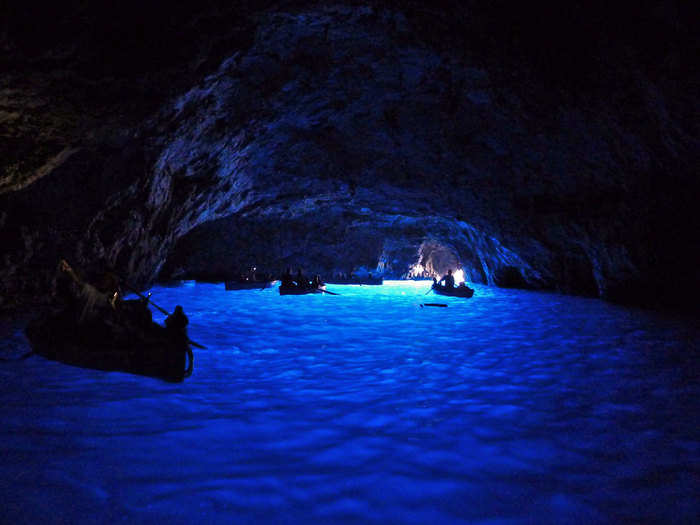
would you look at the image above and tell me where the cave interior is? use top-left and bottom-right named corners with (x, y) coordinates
top-left (0, 0), bottom-right (698, 311)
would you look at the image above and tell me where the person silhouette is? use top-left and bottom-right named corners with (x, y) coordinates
top-left (438, 269), bottom-right (455, 288)
top-left (294, 269), bottom-right (308, 289)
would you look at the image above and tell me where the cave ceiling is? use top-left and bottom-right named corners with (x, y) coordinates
top-left (1, 1), bottom-right (698, 310)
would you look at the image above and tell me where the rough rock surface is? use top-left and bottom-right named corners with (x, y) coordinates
top-left (1, 1), bottom-right (698, 310)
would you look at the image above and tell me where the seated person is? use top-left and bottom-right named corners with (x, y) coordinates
top-left (165, 305), bottom-right (189, 335)
top-left (294, 269), bottom-right (308, 288)
top-left (281, 268), bottom-right (294, 287)
top-left (119, 293), bottom-right (153, 330)
top-left (438, 269), bottom-right (455, 288)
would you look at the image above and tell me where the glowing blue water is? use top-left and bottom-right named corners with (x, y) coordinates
top-left (1, 281), bottom-right (698, 524)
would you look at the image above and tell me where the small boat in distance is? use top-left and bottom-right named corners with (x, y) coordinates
top-left (279, 284), bottom-right (327, 295)
top-left (431, 282), bottom-right (475, 298)
top-left (324, 275), bottom-right (383, 286)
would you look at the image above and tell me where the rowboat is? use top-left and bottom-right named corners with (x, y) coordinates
top-left (25, 303), bottom-right (193, 382)
top-left (279, 284), bottom-right (326, 295)
top-left (431, 283), bottom-right (475, 298)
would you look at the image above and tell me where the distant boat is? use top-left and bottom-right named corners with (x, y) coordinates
top-left (324, 275), bottom-right (383, 286)
top-left (279, 284), bottom-right (326, 295)
top-left (431, 283), bottom-right (474, 298)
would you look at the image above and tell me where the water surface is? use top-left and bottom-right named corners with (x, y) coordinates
top-left (1, 281), bottom-right (698, 523)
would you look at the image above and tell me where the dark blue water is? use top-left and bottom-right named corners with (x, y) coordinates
top-left (1, 281), bottom-right (698, 524)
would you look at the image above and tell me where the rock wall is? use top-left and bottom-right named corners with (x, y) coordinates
top-left (1, 2), bottom-right (697, 310)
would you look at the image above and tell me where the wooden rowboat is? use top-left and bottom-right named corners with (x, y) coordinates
top-left (431, 283), bottom-right (475, 298)
top-left (279, 284), bottom-right (326, 295)
top-left (25, 304), bottom-right (193, 382)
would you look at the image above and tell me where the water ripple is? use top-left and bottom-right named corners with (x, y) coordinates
top-left (1, 281), bottom-right (698, 524)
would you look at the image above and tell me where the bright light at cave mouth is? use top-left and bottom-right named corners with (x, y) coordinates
top-left (453, 269), bottom-right (465, 284)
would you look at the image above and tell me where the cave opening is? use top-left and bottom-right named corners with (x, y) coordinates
top-left (159, 211), bottom-right (492, 288)
top-left (406, 240), bottom-right (463, 280)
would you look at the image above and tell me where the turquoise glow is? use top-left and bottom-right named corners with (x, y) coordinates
top-left (1, 281), bottom-right (697, 523)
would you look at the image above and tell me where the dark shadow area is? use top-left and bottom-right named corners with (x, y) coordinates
top-left (0, 0), bottom-right (697, 313)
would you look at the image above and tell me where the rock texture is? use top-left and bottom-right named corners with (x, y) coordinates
top-left (1, 1), bottom-right (698, 310)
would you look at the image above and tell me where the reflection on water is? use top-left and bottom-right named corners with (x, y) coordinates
top-left (1, 281), bottom-right (698, 523)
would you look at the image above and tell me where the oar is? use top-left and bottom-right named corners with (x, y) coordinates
top-left (318, 288), bottom-right (340, 296)
top-left (127, 287), bottom-right (169, 315)
top-left (421, 303), bottom-right (448, 308)
top-left (425, 287), bottom-right (433, 295)
top-left (59, 260), bottom-right (206, 349)
top-left (125, 286), bottom-right (207, 350)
